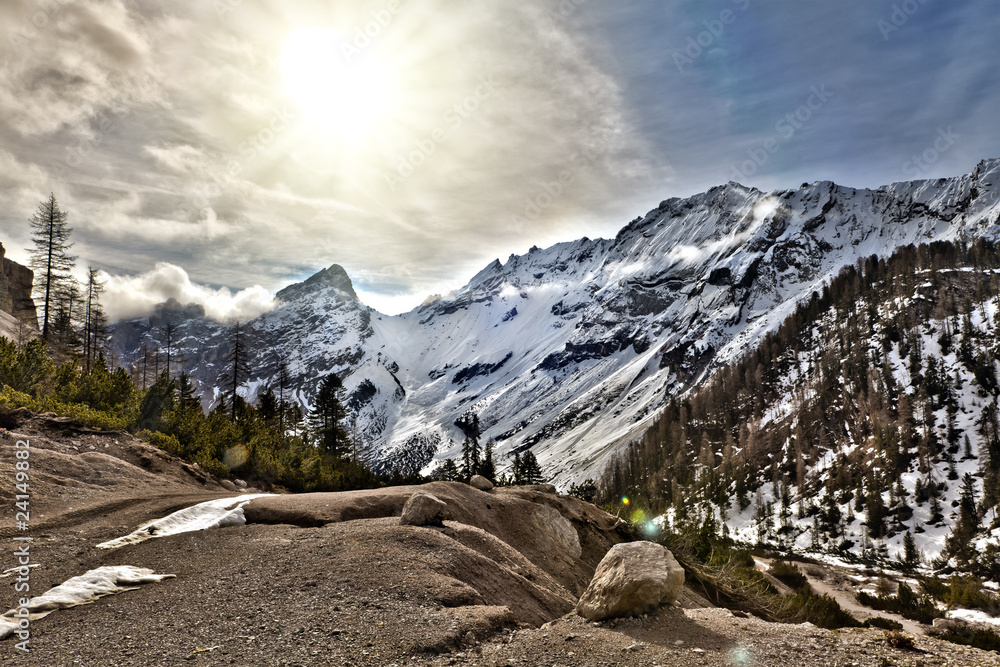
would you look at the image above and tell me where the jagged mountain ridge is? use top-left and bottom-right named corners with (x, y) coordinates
top-left (108, 159), bottom-right (1000, 486)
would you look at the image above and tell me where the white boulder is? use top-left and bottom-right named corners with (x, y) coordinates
top-left (469, 475), bottom-right (494, 491)
top-left (575, 541), bottom-right (685, 621)
top-left (400, 492), bottom-right (448, 527)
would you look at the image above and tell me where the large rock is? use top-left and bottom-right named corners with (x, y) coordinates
top-left (469, 475), bottom-right (493, 491)
top-left (0, 242), bottom-right (38, 338)
top-left (575, 541), bottom-right (685, 621)
top-left (399, 492), bottom-right (447, 526)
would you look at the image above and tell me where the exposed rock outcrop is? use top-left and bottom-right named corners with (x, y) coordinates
top-left (0, 242), bottom-right (37, 338)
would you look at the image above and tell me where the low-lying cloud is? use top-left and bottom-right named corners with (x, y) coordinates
top-left (103, 263), bottom-right (275, 323)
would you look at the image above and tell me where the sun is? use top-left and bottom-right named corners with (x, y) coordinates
top-left (280, 28), bottom-right (394, 143)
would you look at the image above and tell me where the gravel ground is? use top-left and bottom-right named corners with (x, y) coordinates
top-left (2, 411), bottom-right (999, 666)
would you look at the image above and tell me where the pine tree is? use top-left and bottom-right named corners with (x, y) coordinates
top-left (175, 372), bottom-right (200, 412)
top-left (436, 458), bottom-right (461, 482)
top-left (222, 321), bottom-right (251, 422)
top-left (518, 450), bottom-right (545, 485)
top-left (27, 194), bottom-right (76, 340)
top-left (82, 267), bottom-right (107, 372)
top-left (276, 359), bottom-right (290, 434)
top-left (479, 438), bottom-right (497, 482)
top-left (947, 473), bottom-right (981, 565)
top-left (902, 531), bottom-right (920, 570)
top-left (162, 320), bottom-right (177, 378)
top-left (55, 277), bottom-right (84, 348)
top-left (258, 385), bottom-right (279, 426)
top-left (460, 433), bottom-right (481, 481)
top-left (310, 373), bottom-right (349, 457)
top-left (138, 370), bottom-right (175, 431)
top-left (866, 489), bottom-right (888, 539)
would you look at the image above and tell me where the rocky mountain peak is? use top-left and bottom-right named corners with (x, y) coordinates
top-left (276, 263), bottom-right (358, 303)
top-left (149, 298), bottom-right (206, 325)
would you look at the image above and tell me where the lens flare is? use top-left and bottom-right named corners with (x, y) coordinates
top-left (621, 496), bottom-right (629, 506)
top-left (641, 521), bottom-right (660, 538)
top-left (223, 445), bottom-right (248, 470)
top-left (729, 645), bottom-right (753, 665)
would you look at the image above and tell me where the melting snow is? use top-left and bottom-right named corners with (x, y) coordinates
top-left (97, 494), bottom-right (273, 549)
top-left (947, 609), bottom-right (1000, 626)
top-left (0, 566), bottom-right (174, 640)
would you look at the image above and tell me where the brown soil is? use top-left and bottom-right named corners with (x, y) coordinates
top-left (1, 410), bottom-right (999, 666)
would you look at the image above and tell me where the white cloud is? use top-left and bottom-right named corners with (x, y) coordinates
top-left (103, 263), bottom-right (276, 322)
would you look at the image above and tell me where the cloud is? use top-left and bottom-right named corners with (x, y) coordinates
top-left (0, 0), bottom-right (997, 318)
top-left (103, 263), bottom-right (276, 322)
top-left (0, 0), bottom-right (158, 137)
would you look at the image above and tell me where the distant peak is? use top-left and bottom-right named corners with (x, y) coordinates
top-left (276, 263), bottom-right (358, 302)
top-left (150, 298), bottom-right (206, 322)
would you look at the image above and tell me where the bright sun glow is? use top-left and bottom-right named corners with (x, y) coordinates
top-left (280, 29), bottom-right (395, 143)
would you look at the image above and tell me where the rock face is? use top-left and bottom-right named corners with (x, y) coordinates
top-left (469, 475), bottom-right (494, 491)
top-left (399, 492), bottom-right (447, 526)
top-left (575, 541), bottom-right (685, 621)
top-left (0, 242), bottom-right (37, 336)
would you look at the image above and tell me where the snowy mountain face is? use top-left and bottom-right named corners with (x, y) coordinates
top-left (108, 159), bottom-right (1000, 486)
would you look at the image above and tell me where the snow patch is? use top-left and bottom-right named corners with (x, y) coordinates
top-left (947, 608), bottom-right (1000, 627)
top-left (0, 566), bottom-right (174, 640)
top-left (97, 494), bottom-right (273, 549)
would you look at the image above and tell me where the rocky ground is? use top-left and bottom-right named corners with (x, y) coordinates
top-left (0, 410), bottom-right (998, 665)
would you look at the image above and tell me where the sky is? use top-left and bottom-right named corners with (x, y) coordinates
top-left (0, 0), bottom-right (997, 319)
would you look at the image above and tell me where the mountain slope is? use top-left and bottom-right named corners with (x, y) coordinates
top-left (108, 159), bottom-right (1000, 485)
top-left (601, 238), bottom-right (1000, 574)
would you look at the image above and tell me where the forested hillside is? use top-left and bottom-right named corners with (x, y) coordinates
top-left (602, 239), bottom-right (1000, 576)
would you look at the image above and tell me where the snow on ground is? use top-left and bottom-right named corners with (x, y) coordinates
top-left (97, 494), bottom-right (273, 549)
top-left (947, 609), bottom-right (1000, 627)
top-left (0, 566), bottom-right (174, 640)
top-left (704, 284), bottom-right (1000, 567)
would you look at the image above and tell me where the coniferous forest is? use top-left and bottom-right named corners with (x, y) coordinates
top-left (600, 239), bottom-right (1000, 577)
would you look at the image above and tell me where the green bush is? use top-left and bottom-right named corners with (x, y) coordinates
top-left (783, 589), bottom-right (860, 629)
top-left (769, 560), bottom-right (809, 590)
top-left (0, 386), bottom-right (129, 430)
top-left (137, 430), bottom-right (182, 456)
top-left (945, 576), bottom-right (999, 614)
top-left (857, 582), bottom-right (941, 624)
top-left (936, 626), bottom-right (1000, 653)
top-left (1, 337), bottom-right (385, 494)
top-left (863, 616), bottom-right (903, 630)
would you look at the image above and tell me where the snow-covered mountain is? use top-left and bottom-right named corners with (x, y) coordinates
top-left (108, 159), bottom-right (1000, 486)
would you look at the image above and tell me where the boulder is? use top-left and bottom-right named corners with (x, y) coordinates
top-left (469, 475), bottom-right (494, 491)
top-left (219, 479), bottom-right (237, 492)
top-left (400, 492), bottom-right (448, 527)
top-left (575, 541), bottom-right (685, 621)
